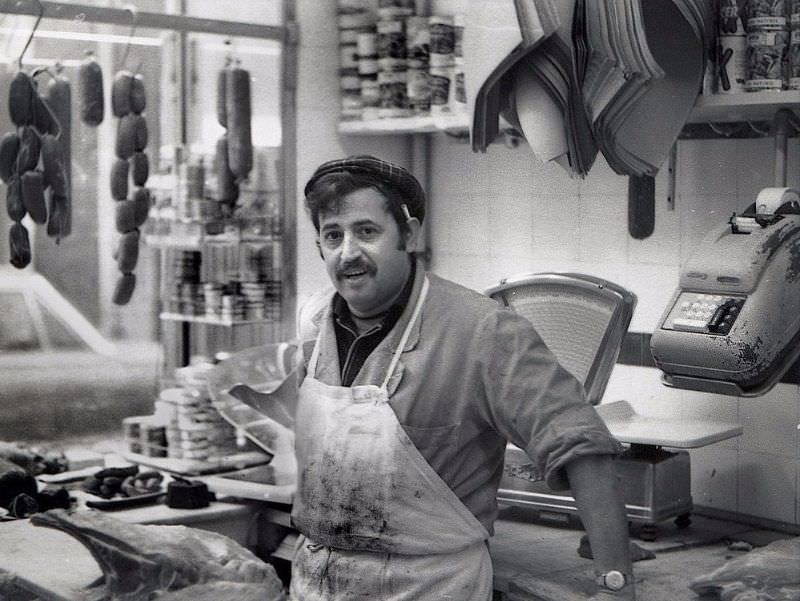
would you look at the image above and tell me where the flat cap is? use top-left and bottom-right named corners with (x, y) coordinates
top-left (304, 155), bottom-right (426, 222)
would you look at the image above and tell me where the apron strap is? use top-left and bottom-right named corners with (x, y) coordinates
top-left (381, 276), bottom-right (429, 391)
top-left (307, 276), bottom-right (430, 391)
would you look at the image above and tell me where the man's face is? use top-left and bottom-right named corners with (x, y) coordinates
top-left (318, 187), bottom-right (415, 318)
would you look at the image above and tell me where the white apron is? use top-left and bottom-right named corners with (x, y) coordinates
top-left (290, 277), bottom-right (492, 601)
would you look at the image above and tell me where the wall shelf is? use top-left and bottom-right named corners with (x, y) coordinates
top-left (160, 313), bottom-right (277, 327)
top-left (337, 113), bottom-right (470, 136)
top-left (688, 91), bottom-right (800, 124)
top-left (338, 92), bottom-right (800, 138)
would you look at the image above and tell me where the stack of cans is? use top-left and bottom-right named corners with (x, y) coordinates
top-left (339, 0), bottom-right (377, 120)
top-left (158, 362), bottom-right (239, 462)
top-left (745, 0), bottom-right (790, 91)
top-left (717, 0), bottom-right (748, 94)
top-left (338, 3), bottom-right (466, 121)
top-left (169, 251), bottom-right (202, 315)
top-left (790, 1), bottom-right (800, 89)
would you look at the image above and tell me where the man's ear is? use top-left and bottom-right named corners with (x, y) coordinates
top-left (404, 217), bottom-right (422, 253)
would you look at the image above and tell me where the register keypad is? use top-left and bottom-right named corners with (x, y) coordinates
top-left (666, 293), bottom-right (745, 335)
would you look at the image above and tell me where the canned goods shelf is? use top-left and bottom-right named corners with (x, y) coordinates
top-left (160, 312), bottom-right (277, 326)
top-left (689, 90), bottom-right (800, 124)
top-left (338, 113), bottom-right (470, 135)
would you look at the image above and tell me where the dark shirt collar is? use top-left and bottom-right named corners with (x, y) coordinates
top-left (332, 260), bottom-right (417, 329)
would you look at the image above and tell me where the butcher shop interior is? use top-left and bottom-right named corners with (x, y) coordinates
top-left (1, 1), bottom-right (800, 600)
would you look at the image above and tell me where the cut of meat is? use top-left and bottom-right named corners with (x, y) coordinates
top-left (30, 509), bottom-right (285, 601)
top-left (689, 536), bottom-right (800, 601)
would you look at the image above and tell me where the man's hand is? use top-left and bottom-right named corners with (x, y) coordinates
top-left (589, 588), bottom-right (636, 601)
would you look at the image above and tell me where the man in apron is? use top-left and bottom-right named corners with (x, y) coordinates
top-left (291, 155), bottom-right (636, 600)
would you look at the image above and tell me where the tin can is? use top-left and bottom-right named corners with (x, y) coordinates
top-left (718, 34), bottom-right (748, 92)
top-left (746, 0), bottom-right (787, 20)
top-left (719, 0), bottom-right (746, 35)
top-left (790, 27), bottom-right (800, 88)
top-left (378, 70), bottom-right (411, 118)
top-left (361, 77), bottom-right (381, 108)
top-left (340, 44), bottom-right (359, 70)
top-left (429, 15), bottom-right (455, 66)
top-left (429, 66), bottom-right (452, 114)
top-left (454, 14), bottom-right (465, 58)
top-left (407, 68), bottom-right (431, 114)
top-left (377, 0), bottom-right (415, 19)
top-left (452, 59), bottom-right (468, 111)
top-left (746, 24), bottom-right (789, 90)
top-left (406, 16), bottom-right (430, 68)
top-left (357, 32), bottom-right (377, 57)
top-left (377, 19), bottom-right (406, 59)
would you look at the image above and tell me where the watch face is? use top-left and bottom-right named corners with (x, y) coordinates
top-left (606, 570), bottom-right (626, 590)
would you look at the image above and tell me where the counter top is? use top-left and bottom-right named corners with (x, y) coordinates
top-left (490, 506), bottom-right (793, 601)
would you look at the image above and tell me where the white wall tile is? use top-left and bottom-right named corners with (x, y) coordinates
top-left (433, 252), bottom-right (496, 292)
top-left (737, 451), bottom-right (797, 523)
top-left (690, 445), bottom-right (739, 513)
top-left (677, 139), bottom-right (739, 196)
top-left (678, 193), bottom-right (739, 264)
top-left (578, 154), bottom-right (628, 197)
top-left (625, 264), bottom-right (680, 333)
top-left (531, 195), bottom-right (581, 261)
top-left (578, 194), bottom-right (628, 264)
top-left (488, 193), bottom-right (535, 260)
top-left (735, 137), bottom-right (782, 202)
top-left (616, 366), bottom-right (683, 419)
top-left (600, 365), bottom-right (635, 404)
top-left (738, 384), bottom-right (800, 458)
top-left (680, 390), bottom-right (741, 450)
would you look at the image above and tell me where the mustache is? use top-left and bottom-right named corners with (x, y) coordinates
top-left (335, 259), bottom-right (374, 278)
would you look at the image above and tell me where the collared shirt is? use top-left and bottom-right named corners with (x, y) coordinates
top-left (332, 261), bottom-right (416, 386)
top-left (299, 262), bottom-right (623, 534)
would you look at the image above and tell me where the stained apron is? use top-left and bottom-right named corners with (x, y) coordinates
top-left (290, 277), bottom-right (492, 600)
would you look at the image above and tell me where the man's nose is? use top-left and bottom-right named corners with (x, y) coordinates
top-left (340, 232), bottom-right (362, 260)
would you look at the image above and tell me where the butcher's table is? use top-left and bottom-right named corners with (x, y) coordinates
top-left (0, 498), bottom-right (290, 601)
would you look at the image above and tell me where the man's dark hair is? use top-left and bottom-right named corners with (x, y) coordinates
top-left (304, 156), bottom-right (426, 237)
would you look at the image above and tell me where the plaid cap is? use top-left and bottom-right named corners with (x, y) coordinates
top-left (304, 155), bottom-right (426, 222)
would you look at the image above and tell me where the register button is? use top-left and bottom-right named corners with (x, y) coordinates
top-left (672, 317), bottom-right (709, 333)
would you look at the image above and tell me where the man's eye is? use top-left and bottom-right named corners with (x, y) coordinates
top-left (357, 226), bottom-right (378, 238)
top-left (323, 231), bottom-right (342, 244)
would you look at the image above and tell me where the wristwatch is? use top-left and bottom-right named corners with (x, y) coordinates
top-left (595, 570), bottom-right (630, 591)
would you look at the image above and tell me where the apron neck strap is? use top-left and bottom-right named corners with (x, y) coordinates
top-left (307, 276), bottom-right (430, 391)
top-left (381, 275), bottom-right (429, 391)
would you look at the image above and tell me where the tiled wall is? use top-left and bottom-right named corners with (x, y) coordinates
top-left (294, 0), bottom-right (800, 527)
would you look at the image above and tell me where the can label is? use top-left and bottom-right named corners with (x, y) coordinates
top-left (720, 0), bottom-right (746, 35)
top-left (429, 67), bottom-right (451, 112)
top-left (790, 29), bottom-right (800, 87)
top-left (379, 71), bottom-right (409, 110)
top-left (746, 28), bottom-right (789, 89)
top-left (429, 16), bottom-right (455, 55)
top-left (377, 20), bottom-right (406, 60)
top-left (340, 44), bottom-right (359, 70)
top-left (407, 68), bottom-right (431, 114)
top-left (361, 79), bottom-right (381, 107)
top-left (357, 32), bottom-right (377, 57)
top-left (718, 35), bottom-right (748, 93)
top-left (747, 0), bottom-right (786, 18)
top-left (378, 0), bottom-right (414, 18)
top-left (406, 17), bottom-right (430, 68)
